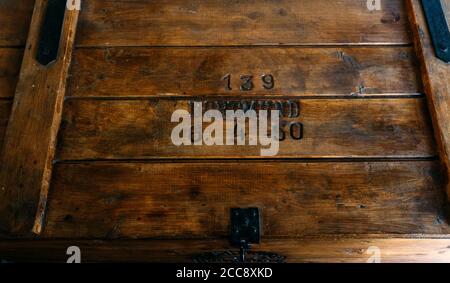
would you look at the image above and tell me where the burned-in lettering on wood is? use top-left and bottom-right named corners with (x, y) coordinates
top-left (190, 100), bottom-right (303, 142)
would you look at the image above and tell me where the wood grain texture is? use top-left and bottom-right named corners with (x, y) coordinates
top-left (42, 161), bottom-right (449, 238)
top-left (0, 0), bottom-right (35, 46)
top-left (1, 237), bottom-right (450, 262)
top-left (0, 48), bottom-right (22, 149)
top-left (0, 0), bottom-right (35, 155)
top-left (57, 98), bottom-right (436, 160)
top-left (0, 0), bottom-right (80, 236)
top-left (76, 0), bottom-right (411, 47)
top-left (0, 48), bottom-right (23, 98)
top-left (407, 0), bottom-right (450, 202)
top-left (0, 101), bottom-right (11, 148)
top-left (0, 0), bottom-right (35, 169)
top-left (67, 47), bottom-right (422, 98)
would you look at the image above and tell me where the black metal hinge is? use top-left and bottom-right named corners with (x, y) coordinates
top-left (230, 207), bottom-right (261, 262)
top-left (421, 0), bottom-right (450, 63)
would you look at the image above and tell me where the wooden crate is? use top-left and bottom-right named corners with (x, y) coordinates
top-left (1, 0), bottom-right (450, 263)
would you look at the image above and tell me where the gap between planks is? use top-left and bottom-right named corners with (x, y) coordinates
top-left (63, 95), bottom-right (426, 101)
top-left (53, 157), bottom-right (440, 165)
top-left (74, 43), bottom-right (415, 49)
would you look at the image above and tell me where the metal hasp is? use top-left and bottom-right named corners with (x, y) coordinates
top-left (230, 208), bottom-right (261, 263)
top-left (36, 0), bottom-right (67, 66)
top-left (421, 0), bottom-right (450, 63)
top-left (193, 209), bottom-right (284, 263)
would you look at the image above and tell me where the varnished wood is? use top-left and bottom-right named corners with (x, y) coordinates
top-left (68, 47), bottom-right (422, 98)
top-left (407, 0), bottom-right (450, 201)
top-left (0, 101), bottom-right (11, 148)
top-left (1, 0), bottom-right (449, 263)
top-left (1, 237), bottom-right (450, 263)
top-left (0, 48), bottom-right (20, 151)
top-left (0, 49), bottom-right (23, 99)
top-left (76, 0), bottom-right (411, 47)
top-left (57, 98), bottom-right (436, 160)
top-left (0, 0), bottom-right (36, 149)
top-left (42, 161), bottom-right (448, 238)
top-left (0, 48), bottom-right (22, 150)
top-left (0, 0), bottom-right (35, 46)
top-left (0, 0), bottom-right (81, 236)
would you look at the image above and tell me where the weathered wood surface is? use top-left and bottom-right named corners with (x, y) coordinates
top-left (57, 98), bottom-right (436, 160)
top-left (0, 49), bottom-right (17, 151)
top-left (1, 237), bottom-right (450, 263)
top-left (0, 0), bottom-right (448, 264)
top-left (0, 101), bottom-right (11, 147)
top-left (42, 161), bottom-right (448, 238)
top-left (76, 0), bottom-right (411, 47)
top-left (0, 0), bottom-right (35, 149)
top-left (0, 48), bottom-right (21, 147)
top-left (67, 47), bottom-right (422, 98)
top-left (407, 0), bottom-right (450, 201)
top-left (0, 0), bottom-right (80, 235)
top-left (0, 0), bottom-right (35, 46)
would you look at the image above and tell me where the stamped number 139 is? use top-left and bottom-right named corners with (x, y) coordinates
top-left (222, 74), bottom-right (275, 91)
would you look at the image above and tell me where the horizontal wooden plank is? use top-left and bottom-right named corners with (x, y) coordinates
top-left (67, 47), bottom-right (422, 98)
top-left (57, 98), bottom-right (436, 160)
top-left (0, 0), bottom-right (34, 46)
top-left (1, 237), bottom-right (450, 262)
top-left (0, 47), bottom-right (22, 172)
top-left (43, 161), bottom-right (449, 238)
top-left (0, 48), bottom-right (23, 98)
top-left (0, 48), bottom-right (22, 163)
top-left (0, 101), bottom-right (11, 147)
top-left (76, 0), bottom-right (411, 47)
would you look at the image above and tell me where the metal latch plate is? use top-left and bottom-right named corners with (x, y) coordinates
top-left (230, 207), bottom-right (260, 246)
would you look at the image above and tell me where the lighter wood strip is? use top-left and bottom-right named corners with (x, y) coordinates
top-left (0, 0), bottom-right (81, 236)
